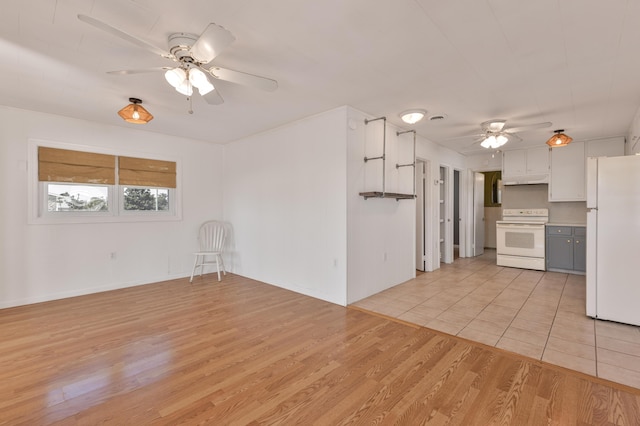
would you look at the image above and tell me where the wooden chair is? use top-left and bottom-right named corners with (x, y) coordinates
top-left (190, 221), bottom-right (227, 282)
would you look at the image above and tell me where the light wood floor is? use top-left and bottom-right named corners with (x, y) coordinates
top-left (353, 249), bottom-right (640, 389)
top-left (1, 274), bottom-right (639, 425)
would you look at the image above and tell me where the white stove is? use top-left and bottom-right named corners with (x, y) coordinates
top-left (496, 208), bottom-right (549, 271)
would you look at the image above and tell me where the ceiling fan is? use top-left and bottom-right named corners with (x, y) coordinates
top-left (459, 119), bottom-right (552, 150)
top-left (78, 14), bottom-right (278, 106)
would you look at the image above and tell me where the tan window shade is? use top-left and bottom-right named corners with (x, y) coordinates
top-left (38, 147), bottom-right (116, 184)
top-left (119, 156), bottom-right (176, 188)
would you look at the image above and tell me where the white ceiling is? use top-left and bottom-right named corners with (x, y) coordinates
top-left (2, 0), bottom-right (640, 154)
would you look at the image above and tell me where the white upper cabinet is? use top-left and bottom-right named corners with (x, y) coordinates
top-left (525, 146), bottom-right (550, 174)
top-left (502, 146), bottom-right (549, 184)
top-left (503, 149), bottom-right (526, 177)
top-left (549, 137), bottom-right (625, 202)
top-left (549, 142), bottom-right (585, 201)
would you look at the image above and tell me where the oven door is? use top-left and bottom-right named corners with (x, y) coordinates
top-left (496, 222), bottom-right (545, 258)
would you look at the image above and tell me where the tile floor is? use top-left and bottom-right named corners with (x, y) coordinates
top-left (351, 249), bottom-right (640, 390)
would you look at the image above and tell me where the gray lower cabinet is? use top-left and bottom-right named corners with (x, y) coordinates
top-left (546, 225), bottom-right (586, 273)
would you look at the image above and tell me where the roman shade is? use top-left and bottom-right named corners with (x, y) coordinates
top-left (38, 147), bottom-right (116, 184)
top-left (118, 156), bottom-right (176, 188)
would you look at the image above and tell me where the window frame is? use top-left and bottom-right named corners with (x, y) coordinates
top-left (28, 139), bottom-right (182, 224)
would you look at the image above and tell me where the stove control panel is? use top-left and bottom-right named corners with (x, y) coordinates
top-left (502, 208), bottom-right (549, 217)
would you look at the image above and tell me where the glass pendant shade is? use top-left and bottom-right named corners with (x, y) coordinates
top-left (164, 68), bottom-right (187, 88)
top-left (176, 79), bottom-right (193, 96)
top-left (188, 68), bottom-right (208, 88)
top-left (546, 130), bottom-right (573, 147)
top-left (118, 98), bottom-right (153, 124)
top-left (198, 82), bottom-right (215, 96)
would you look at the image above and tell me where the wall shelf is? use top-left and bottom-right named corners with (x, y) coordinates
top-left (360, 117), bottom-right (416, 201)
top-left (359, 191), bottom-right (415, 200)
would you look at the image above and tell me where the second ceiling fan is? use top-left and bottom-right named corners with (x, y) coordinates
top-left (476, 119), bottom-right (552, 149)
top-left (78, 14), bottom-right (278, 105)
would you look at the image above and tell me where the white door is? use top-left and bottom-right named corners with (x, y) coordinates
top-left (415, 160), bottom-right (425, 271)
top-left (473, 172), bottom-right (485, 256)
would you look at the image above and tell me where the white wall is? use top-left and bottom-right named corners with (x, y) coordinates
top-left (223, 107), bottom-right (348, 305)
top-left (0, 106), bottom-right (223, 308)
top-left (346, 108), bottom-right (416, 303)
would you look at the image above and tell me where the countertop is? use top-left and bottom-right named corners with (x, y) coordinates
top-left (546, 222), bottom-right (586, 227)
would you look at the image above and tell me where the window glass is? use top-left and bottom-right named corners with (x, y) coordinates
top-left (47, 183), bottom-right (109, 212)
top-left (123, 187), bottom-right (170, 211)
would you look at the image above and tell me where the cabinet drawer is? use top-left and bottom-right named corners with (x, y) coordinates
top-left (547, 226), bottom-right (572, 235)
top-left (574, 227), bottom-right (586, 237)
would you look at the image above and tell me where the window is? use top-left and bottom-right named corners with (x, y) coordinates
top-left (118, 155), bottom-right (176, 215)
top-left (47, 183), bottom-right (110, 212)
top-left (31, 143), bottom-right (179, 223)
top-left (123, 187), bottom-right (169, 211)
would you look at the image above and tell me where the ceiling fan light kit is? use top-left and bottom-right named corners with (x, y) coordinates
top-left (400, 109), bottom-right (426, 124)
top-left (480, 134), bottom-right (509, 149)
top-left (118, 98), bottom-right (153, 124)
top-left (546, 129), bottom-right (573, 147)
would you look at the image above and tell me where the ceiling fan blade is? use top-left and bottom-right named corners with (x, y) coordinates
top-left (505, 132), bottom-right (522, 142)
top-left (504, 122), bottom-right (552, 133)
top-left (78, 14), bottom-right (173, 60)
top-left (190, 23), bottom-right (236, 64)
top-left (202, 88), bottom-right (225, 105)
top-left (207, 66), bottom-right (278, 92)
top-left (481, 119), bottom-right (507, 133)
top-left (442, 133), bottom-right (485, 142)
top-left (107, 67), bottom-right (172, 75)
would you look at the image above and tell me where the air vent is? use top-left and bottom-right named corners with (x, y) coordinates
top-left (429, 114), bottom-right (447, 121)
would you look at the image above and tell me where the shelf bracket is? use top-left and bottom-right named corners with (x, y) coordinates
top-left (363, 116), bottom-right (387, 196)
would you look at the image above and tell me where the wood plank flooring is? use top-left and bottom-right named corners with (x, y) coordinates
top-left (1, 273), bottom-right (639, 425)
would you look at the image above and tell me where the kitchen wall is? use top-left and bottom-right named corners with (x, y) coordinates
top-left (501, 184), bottom-right (586, 224)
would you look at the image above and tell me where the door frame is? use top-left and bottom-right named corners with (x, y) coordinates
top-left (415, 158), bottom-right (434, 271)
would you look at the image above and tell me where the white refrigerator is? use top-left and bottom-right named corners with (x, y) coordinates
top-left (586, 155), bottom-right (640, 326)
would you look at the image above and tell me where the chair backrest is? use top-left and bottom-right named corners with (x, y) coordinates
top-left (198, 221), bottom-right (227, 252)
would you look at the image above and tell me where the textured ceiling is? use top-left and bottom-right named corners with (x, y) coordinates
top-left (1, 0), bottom-right (639, 154)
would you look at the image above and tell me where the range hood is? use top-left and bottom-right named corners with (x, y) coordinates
top-left (502, 174), bottom-right (549, 185)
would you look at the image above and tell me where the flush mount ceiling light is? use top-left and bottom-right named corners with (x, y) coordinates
top-left (480, 133), bottom-right (509, 149)
top-left (400, 109), bottom-right (427, 124)
top-left (117, 98), bottom-right (153, 124)
top-left (546, 129), bottom-right (573, 147)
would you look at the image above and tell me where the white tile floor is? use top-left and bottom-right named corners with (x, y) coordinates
top-left (351, 249), bottom-right (640, 389)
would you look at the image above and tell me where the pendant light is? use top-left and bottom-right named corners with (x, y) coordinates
top-left (117, 98), bottom-right (153, 124)
top-left (546, 129), bottom-right (572, 147)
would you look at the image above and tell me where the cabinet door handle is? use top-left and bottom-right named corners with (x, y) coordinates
top-left (567, 240), bottom-right (572, 243)
top-left (575, 240), bottom-right (580, 244)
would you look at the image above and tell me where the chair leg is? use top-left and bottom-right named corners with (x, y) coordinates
top-left (190, 255), bottom-right (199, 283)
top-left (219, 255), bottom-right (227, 276)
top-left (216, 254), bottom-right (222, 281)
